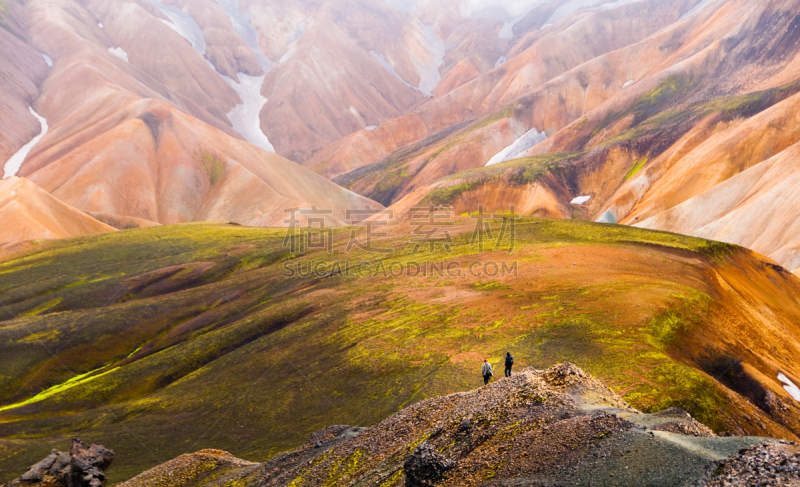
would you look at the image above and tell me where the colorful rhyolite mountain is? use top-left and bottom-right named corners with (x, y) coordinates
top-left (3, 1), bottom-right (800, 483)
top-left (4, 0), bottom-right (800, 275)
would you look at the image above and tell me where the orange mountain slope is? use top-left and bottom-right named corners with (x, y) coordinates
top-left (0, 176), bottom-right (114, 244)
top-left (332, 0), bottom-right (800, 273)
top-left (306, 0), bottom-right (707, 181)
top-left (1, 0), bottom-right (382, 227)
top-left (18, 98), bottom-right (379, 226)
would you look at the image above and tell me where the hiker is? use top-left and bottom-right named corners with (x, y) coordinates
top-left (505, 352), bottom-right (514, 377)
top-left (482, 359), bottom-right (493, 385)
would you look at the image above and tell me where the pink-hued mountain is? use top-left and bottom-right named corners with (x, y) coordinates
top-left (0, 176), bottom-right (114, 243)
top-left (298, 0), bottom-right (800, 273)
top-left (4, 0), bottom-right (800, 274)
top-left (0, 0), bottom-right (380, 229)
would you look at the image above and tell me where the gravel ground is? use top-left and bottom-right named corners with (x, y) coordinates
top-left (693, 441), bottom-right (800, 486)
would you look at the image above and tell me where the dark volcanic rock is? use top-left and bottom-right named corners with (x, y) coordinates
top-left (4, 438), bottom-right (114, 487)
top-left (403, 441), bottom-right (453, 486)
top-left (694, 441), bottom-right (800, 486)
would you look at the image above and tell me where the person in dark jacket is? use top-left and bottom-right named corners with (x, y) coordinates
top-left (505, 352), bottom-right (514, 377)
top-left (481, 359), bottom-right (493, 385)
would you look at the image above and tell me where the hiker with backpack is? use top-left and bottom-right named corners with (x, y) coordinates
top-left (505, 352), bottom-right (514, 377)
top-left (482, 359), bottom-right (493, 385)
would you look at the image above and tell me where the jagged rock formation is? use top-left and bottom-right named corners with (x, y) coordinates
top-left (116, 364), bottom-right (788, 486)
top-left (2, 438), bottom-right (114, 487)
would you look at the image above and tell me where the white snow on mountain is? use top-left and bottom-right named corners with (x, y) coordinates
top-left (411, 24), bottom-right (445, 96)
top-left (108, 47), bottom-right (129, 62)
top-left (212, 0), bottom-right (272, 71)
top-left (486, 127), bottom-right (547, 166)
top-left (382, 0), bottom-right (419, 13)
top-left (145, 0), bottom-right (206, 55)
top-left (223, 72), bottom-right (274, 152)
top-left (779, 373), bottom-right (800, 402)
top-left (680, 0), bottom-right (718, 20)
top-left (571, 196), bottom-right (591, 205)
top-left (3, 107), bottom-right (48, 179)
top-left (459, 0), bottom-right (547, 38)
top-left (371, 50), bottom-right (418, 91)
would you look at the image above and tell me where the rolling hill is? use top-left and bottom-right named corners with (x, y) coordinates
top-left (2, 219), bottom-right (800, 482)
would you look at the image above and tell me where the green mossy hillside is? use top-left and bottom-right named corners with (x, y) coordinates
top-left (0, 220), bottom-right (794, 483)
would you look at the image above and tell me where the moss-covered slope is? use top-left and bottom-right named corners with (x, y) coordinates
top-left (1, 221), bottom-right (800, 483)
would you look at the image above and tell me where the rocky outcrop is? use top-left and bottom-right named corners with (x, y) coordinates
top-left (403, 442), bottom-right (453, 487)
top-left (694, 441), bottom-right (800, 487)
top-left (116, 364), bottom-right (789, 486)
top-left (3, 438), bottom-right (114, 487)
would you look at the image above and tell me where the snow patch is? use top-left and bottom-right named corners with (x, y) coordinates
top-left (212, 0), bottom-right (272, 71)
top-left (495, 55), bottom-right (507, 67)
top-left (222, 72), bottom-right (273, 152)
top-left (3, 107), bottom-right (48, 179)
top-left (460, 0), bottom-right (546, 20)
top-left (371, 50), bottom-right (418, 91)
top-left (42, 54), bottom-right (52, 67)
top-left (211, 0), bottom-right (274, 152)
top-left (280, 43), bottom-right (298, 64)
top-left (98, 21), bottom-right (103, 28)
top-left (108, 47), bottom-right (129, 62)
top-left (498, 22), bottom-right (514, 38)
top-left (410, 24), bottom-right (445, 96)
top-left (285, 23), bottom-right (305, 45)
top-left (348, 106), bottom-right (366, 126)
top-left (366, 125), bottom-right (378, 131)
top-left (623, 80), bottom-right (634, 88)
top-left (382, 0), bottom-right (419, 13)
top-left (460, 0), bottom-right (547, 38)
top-left (145, 0), bottom-right (206, 55)
top-left (592, 0), bottom-right (645, 11)
top-left (485, 127), bottom-right (547, 166)
top-left (571, 196), bottom-right (591, 205)
top-left (544, 0), bottom-right (597, 25)
top-left (371, 24), bottom-right (444, 96)
top-left (596, 210), bottom-right (617, 224)
top-left (779, 373), bottom-right (800, 402)
top-left (680, 0), bottom-right (718, 20)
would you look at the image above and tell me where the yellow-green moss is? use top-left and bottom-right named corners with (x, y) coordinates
top-left (625, 158), bottom-right (648, 181)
